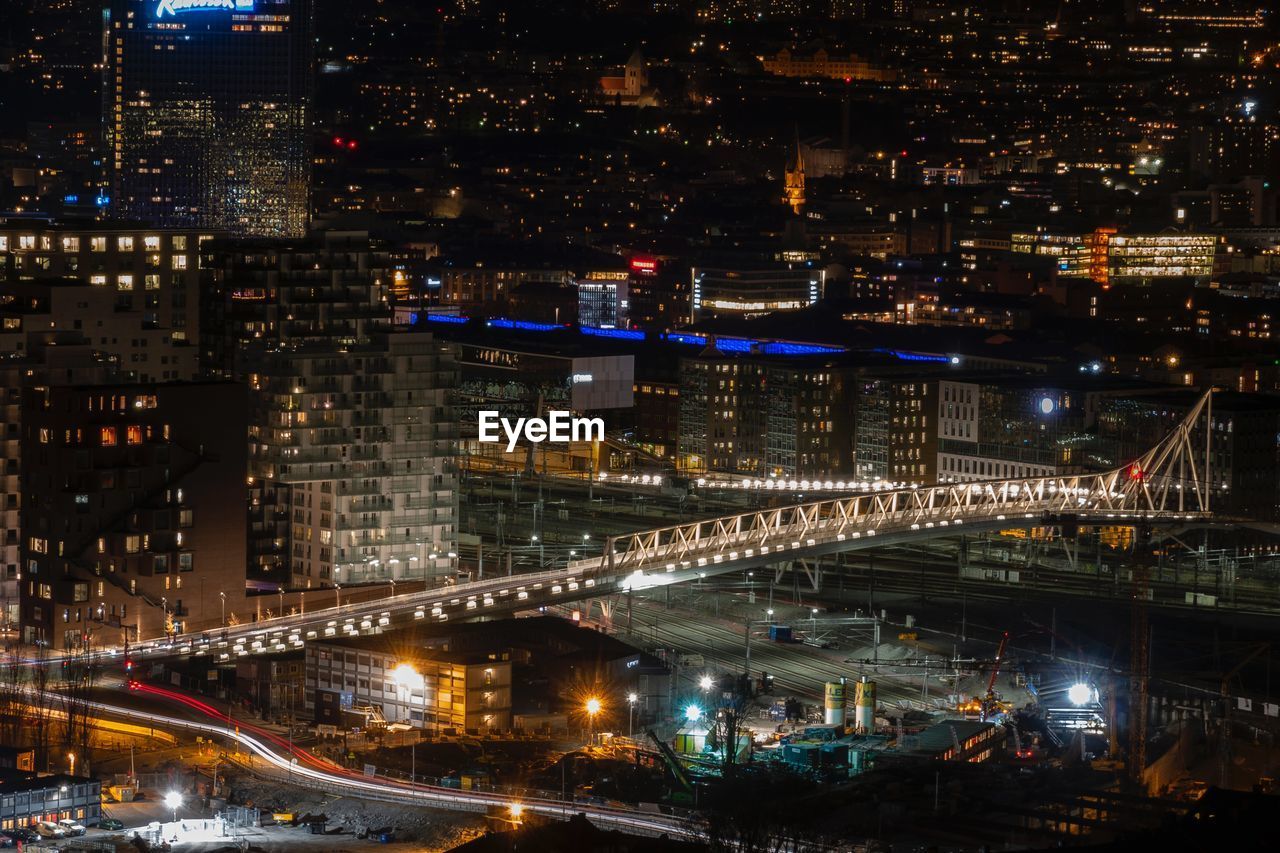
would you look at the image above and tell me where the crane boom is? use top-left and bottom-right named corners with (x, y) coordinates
top-left (645, 730), bottom-right (695, 794)
top-left (986, 631), bottom-right (1010, 696)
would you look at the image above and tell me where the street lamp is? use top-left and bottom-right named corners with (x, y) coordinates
top-left (67, 752), bottom-right (76, 776)
top-left (507, 802), bottom-right (524, 826)
top-left (627, 692), bottom-right (638, 738)
top-left (165, 791), bottom-right (182, 823)
top-left (335, 584), bottom-right (342, 610)
top-left (699, 674), bottom-right (713, 692)
top-left (766, 608), bottom-right (774, 623)
top-left (684, 704), bottom-right (702, 723)
top-left (811, 607), bottom-right (819, 637)
top-left (392, 662), bottom-right (426, 727)
top-left (585, 696), bottom-right (601, 744)
top-left (219, 591), bottom-right (226, 627)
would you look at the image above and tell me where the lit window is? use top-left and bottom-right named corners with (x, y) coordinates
top-left (62, 236), bottom-right (81, 252)
top-left (99, 427), bottom-right (117, 447)
top-left (171, 254), bottom-right (187, 270)
top-left (117, 274), bottom-right (134, 291)
top-left (90, 236), bottom-right (107, 252)
top-left (117, 236), bottom-right (135, 251)
top-left (143, 235), bottom-right (161, 251)
top-left (126, 425), bottom-right (143, 445)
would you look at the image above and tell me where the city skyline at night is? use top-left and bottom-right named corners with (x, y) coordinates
top-left (0, 2), bottom-right (1278, 851)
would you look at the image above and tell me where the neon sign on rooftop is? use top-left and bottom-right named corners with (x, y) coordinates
top-left (155, 0), bottom-right (255, 17)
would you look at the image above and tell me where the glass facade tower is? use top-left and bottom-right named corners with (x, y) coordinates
top-left (104, 0), bottom-right (313, 236)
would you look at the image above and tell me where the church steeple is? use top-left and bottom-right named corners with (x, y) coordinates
top-left (782, 131), bottom-right (805, 214)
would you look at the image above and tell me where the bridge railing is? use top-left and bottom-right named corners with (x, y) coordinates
top-left (598, 390), bottom-right (1215, 579)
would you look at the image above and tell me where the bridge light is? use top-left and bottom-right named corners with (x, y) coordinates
top-left (1128, 463), bottom-right (1145, 481)
top-left (1068, 683), bottom-right (1094, 705)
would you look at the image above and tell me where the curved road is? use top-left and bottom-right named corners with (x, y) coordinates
top-left (82, 683), bottom-right (698, 841)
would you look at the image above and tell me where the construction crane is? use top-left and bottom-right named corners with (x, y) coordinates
top-left (981, 631), bottom-right (1011, 721)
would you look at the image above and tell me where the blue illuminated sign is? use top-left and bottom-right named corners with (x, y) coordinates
top-left (155, 0), bottom-right (254, 18)
top-left (423, 314), bottom-right (468, 325)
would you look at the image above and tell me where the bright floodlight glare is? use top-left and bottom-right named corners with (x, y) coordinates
top-left (685, 704), bottom-right (702, 722)
top-left (699, 675), bottom-right (713, 690)
top-left (627, 692), bottom-right (638, 703)
top-left (585, 697), bottom-right (602, 716)
top-left (508, 802), bottom-right (523, 819)
top-left (1068, 683), bottom-right (1093, 706)
top-left (164, 791), bottom-right (182, 809)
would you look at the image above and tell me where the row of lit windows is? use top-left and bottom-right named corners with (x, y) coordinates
top-left (0, 234), bottom-right (189, 253)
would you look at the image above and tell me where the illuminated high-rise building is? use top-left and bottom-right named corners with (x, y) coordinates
top-left (104, 0), bottom-right (313, 236)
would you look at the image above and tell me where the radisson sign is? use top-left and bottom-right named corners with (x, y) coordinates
top-left (155, 0), bottom-right (254, 17)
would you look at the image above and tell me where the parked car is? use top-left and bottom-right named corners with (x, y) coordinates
top-left (2, 828), bottom-right (39, 843)
top-left (36, 821), bottom-right (66, 839)
top-left (58, 819), bottom-right (87, 836)
top-left (98, 818), bottom-right (125, 831)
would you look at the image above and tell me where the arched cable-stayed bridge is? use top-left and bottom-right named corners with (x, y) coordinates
top-left (599, 389), bottom-right (1215, 587)
top-left (109, 391), bottom-right (1219, 663)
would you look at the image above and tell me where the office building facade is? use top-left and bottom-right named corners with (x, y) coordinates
top-left (19, 381), bottom-right (248, 647)
top-left (203, 232), bottom-right (459, 589)
top-left (104, 0), bottom-right (313, 236)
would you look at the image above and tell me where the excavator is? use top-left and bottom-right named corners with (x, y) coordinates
top-left (645, 730), bottom-right (698, 806)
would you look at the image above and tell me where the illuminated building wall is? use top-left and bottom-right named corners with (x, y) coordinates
top-left (576, 272), bottom-right (630, 329)
top-left (307, 637), bottom-right (512, 732)
top-left (0, 221), bottom-right (207, 347)
top-left (202, 233), bottom-right (459, 590)
top-left (18, 381), bottom-right (249, 647)
top-left (690, 267), bottom-right (824, 322)
top-left (678, 352), bottom-right (850, 477)
top-left (105, 0), bottom-right (313, 237)
top-left (1012, 230), bottom-right (1222, 284)
top-left (936, 381), bottom-right (1095, 483)
top-left (759, 47), bottom-right (896, 81)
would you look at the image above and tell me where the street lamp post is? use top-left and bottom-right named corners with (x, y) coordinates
top-left (219, 591), bottom-right (226, 627)
top-left (335, 584), bottom-right (342, 610)
top-left (585, 697), bottom-right (601, 745)
top-left (627, 692), bottom-right (638, 738)
top-left (165, 791), bottom-right (182, 824)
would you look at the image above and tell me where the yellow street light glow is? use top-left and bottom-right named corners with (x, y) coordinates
top-left (585, 697), bottom-right (602, 716)
top-left (391, 662), bottom-right (425, 690)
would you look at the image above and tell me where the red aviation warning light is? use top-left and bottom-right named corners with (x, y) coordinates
top-left (1128, 462), bottom-right (1145, 481)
